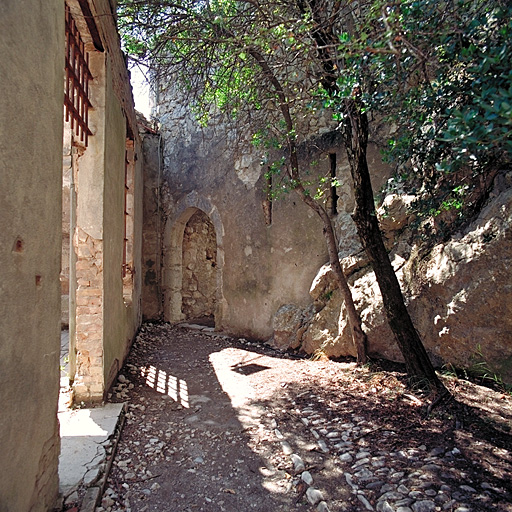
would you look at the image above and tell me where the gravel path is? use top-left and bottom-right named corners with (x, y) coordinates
top-left (90, 323), bottom-right (512, 512)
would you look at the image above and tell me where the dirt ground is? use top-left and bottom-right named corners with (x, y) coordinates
top-left (96, 323), bottom-right (512, 512)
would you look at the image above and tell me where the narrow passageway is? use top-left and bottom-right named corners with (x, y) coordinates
top-left (103, 323), bottom-right (306, 512)
top-left (60, 330), bottom-right (72, 411)
top-left (98, 324), bottom-right (512, 512)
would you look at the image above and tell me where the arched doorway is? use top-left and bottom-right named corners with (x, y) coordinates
top-left (181, 210), bottom-right (217, 325)
top-left (164, 195), bottom-right (225, 328)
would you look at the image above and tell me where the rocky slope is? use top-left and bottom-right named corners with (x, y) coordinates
top-left (272, 171), bottom-right (512, 384)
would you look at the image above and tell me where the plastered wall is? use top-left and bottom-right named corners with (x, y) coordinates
top-left (0, 0), bottom-right (63, 509)
top-left (69, 0), bottom-right (143, 402)
top-left (151, 90), bottom-right (332, 338)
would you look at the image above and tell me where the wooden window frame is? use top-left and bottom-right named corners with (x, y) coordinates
top-left (64, 4), bottom-right (93, 147)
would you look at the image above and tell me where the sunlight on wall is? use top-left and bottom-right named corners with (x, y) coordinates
top-left (130, 65), bottom-right (151, 119)
top-left (141, 365), bottom-right (189, 408)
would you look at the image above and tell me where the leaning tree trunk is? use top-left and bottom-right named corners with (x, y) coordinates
top-left (293, 181), bottom-right (368, 363)
top-left (344, 98), bottom-right (446, 392)
top-left (247, 46), bottom-right (368, 363)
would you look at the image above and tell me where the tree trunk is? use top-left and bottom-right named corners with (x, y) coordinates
top-left (295, 186), bottom-right (368, 363)
top-left (247, 46), bottom-right (368, 363)
top-left (345, 99), bottom-right (446, 392)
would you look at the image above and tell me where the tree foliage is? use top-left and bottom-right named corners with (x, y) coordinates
top-left (341, 1), bottom-right (512, 233)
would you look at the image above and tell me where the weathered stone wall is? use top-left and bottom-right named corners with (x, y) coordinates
top-left (150, 83), bottom-right (390, 339)
top-left (153, 92), bottom-right (327, 337)
top-left (141, 128), bottom-right (164, 320)
top-left (181, 210), bottom-right (217, 322)
top-left (0, 0), bottom-right (63, 509)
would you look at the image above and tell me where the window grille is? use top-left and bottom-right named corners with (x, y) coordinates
top-left (64, 5), bottom-right (93, 146)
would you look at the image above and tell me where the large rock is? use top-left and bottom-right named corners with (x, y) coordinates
top-left (275, 181), bottom-right (512, 383)
top-left (377, 194), bottom-right (416, 234)
top-left (271, 304), bottom-right (311, 350)
top-left (404, 184), bottom-right (512, 379)
top-left (301, 288), bottom-right (357, 358)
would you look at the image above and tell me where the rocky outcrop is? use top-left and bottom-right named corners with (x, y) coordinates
top-left (272, 175), bottom-right (512, 383)
top-left (271, 304), bottom-right (313, 350)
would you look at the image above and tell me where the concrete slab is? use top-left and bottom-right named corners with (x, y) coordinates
top-left (58, 402), bottom-right (125, 500)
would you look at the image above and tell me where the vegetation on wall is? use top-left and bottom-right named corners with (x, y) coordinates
top-left (117, 0), bottom-right (511, 394)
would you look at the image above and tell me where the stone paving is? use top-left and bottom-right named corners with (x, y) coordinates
top-left (95, 324), bottom-right (511, 512)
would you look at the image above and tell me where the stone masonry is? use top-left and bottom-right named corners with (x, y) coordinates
top-left (182, 210), bottom-right (217, 322)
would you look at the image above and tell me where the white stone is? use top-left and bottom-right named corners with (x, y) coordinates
top-left (290, 454), bottom-right (305, 473)
top-left (317, 501), bottom-right (331, 512)
top-left (306, 488), bottom-right (324, 506)
top-left (357, 494), bottom-right (374, 511)
top-left (301, 471), bottom-right (314, 486)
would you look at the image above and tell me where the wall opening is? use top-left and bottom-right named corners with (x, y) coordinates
top-left (329, 153), bottom-right (338, 216)
top-left (123, 138), bottom-right (135, 304)
top-left (164, 198), bottom-right (225, 329)
top-left (181, 210), bottom-right (217, 326)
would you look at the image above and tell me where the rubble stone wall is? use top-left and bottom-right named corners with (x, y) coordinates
top-left (181, 210), bottom-right (217, 322)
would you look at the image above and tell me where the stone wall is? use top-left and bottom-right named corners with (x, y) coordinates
top-left (148, 82), bottom-right (390, 339)
top-left (141, 127), bottom-right (163, 320)
top-left (152, 89), bottom-right (329, 337)
top-left (181, 210), bottom-right (217, 322)
top-left (0, 0), bottom-right (63, 509)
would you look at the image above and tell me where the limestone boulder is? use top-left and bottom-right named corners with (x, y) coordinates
top-left (271, 304), bottom-right (310, 351)
top-left (309, 264), bottom-right (336, 304)
top-left (403, 184), bottom-right (512, 380)
top-left (301, 288), bottom-right (357, 358)
top-left (377, 194), bottom-right (416, 235)
top-left (287, 179), bottom-right (512, 383)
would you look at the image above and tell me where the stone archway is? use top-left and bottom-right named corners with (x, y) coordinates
top-left (181, 210), bottom-right (217, 325)
top-left (164, 193), bottom-right (225, 328)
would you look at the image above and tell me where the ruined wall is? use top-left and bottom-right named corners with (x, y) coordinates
top-left (152, 95), bottom-right (327, 338)
top-left (141, 129), bottom-right (163, 320)
top-left (68, 0), bottom-right (143, 402)
top-left (0, 0), bottom-right (63, 509)
top-left (149, 83), bottom-right (391, 339)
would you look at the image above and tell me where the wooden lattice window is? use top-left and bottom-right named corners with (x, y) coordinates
top-left (64, 4), bottom-right (93, 146)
